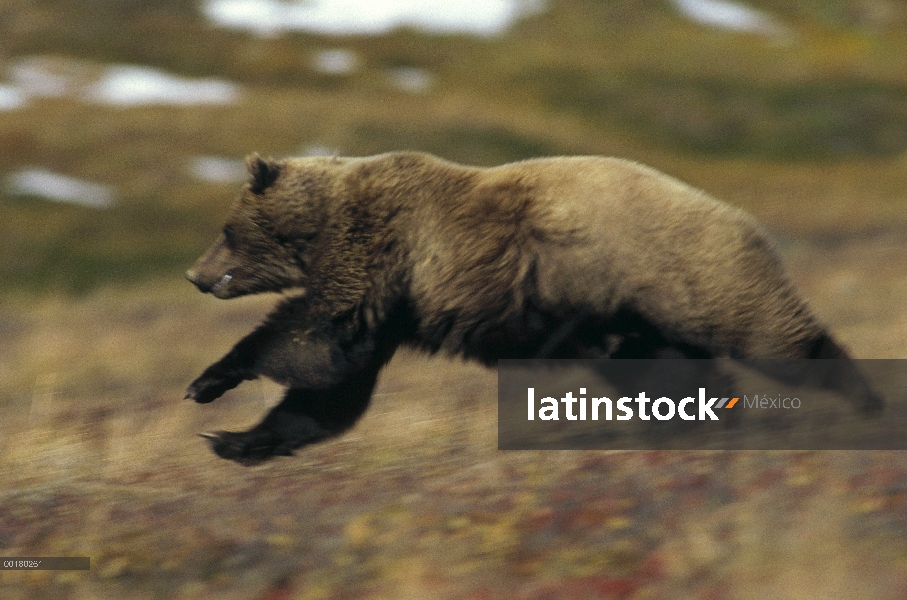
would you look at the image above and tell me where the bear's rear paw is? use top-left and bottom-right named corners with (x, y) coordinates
top-left (199, 430), bottom-right (294, 466)
top-left (861, 391), bottom-right (885, 416)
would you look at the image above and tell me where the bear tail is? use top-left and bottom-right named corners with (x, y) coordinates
top-left (806, 331), bottom-right (850, 359)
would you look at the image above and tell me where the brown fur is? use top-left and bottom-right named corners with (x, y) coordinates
top-left (185, 151), bottom-right (878, 464)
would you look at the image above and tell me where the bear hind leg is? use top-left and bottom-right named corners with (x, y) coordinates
top-left (201, 369), bottom-right (380, 465)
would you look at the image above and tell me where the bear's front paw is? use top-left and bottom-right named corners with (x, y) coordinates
top-left (185, 368), bottom-right (243, 404)
top-left (199, 430), bottom-right (294, 466)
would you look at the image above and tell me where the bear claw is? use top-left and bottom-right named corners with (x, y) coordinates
top-left (185, 371), bottom-right (243, 404)
top-left (198, 430), bottom-right (294, 466)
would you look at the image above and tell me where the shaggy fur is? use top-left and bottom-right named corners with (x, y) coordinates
top-left (185, 152), bottom-right (880, 464)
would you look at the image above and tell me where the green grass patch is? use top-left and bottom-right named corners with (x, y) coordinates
top-left (4, 0), bottom-right (907, 297)
top-left (0, 195), bottom-right (215, 295)
top-left (520, 67), bottom-right (907, 159)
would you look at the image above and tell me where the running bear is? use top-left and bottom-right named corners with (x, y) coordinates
top-left (185, 152), bottom-right (879, 464)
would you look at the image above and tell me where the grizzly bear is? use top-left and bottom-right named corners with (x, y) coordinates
top-left (185, 151), bottom-right (880, 464)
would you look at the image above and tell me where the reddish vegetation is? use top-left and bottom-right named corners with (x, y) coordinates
top-left (1, 232), bottom-right (906, 598)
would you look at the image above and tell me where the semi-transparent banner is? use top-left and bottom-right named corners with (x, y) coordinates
top-left (498, 359), bottom-right (906, 450)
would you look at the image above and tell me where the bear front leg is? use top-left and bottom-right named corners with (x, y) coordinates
top-left (186, 299), bottom-right (341, 403)
top-left (185, 363), bottom-right (252, 403)
top-left (185, 322), bottom-right (277, 403)
top-left (186, 352), bottom-right (256, 404)
top-left (200, 366), bottom-right (380, 465)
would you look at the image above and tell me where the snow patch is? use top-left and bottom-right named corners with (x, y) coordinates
top-left (5, 57), bottom-right (240, 107)
top-left (672, 0), bottom-right (787, 36)
top-left (312, 49), bottom-right (360, 75)
top-left (387, 67), bottom-right (434, 93)
top-left (202, 0), bottom-right (546, 37)
top-left (84, 66), bottom-right (239, 106)
top-left (0, 85), bottom-right (27, 111)
top-left (188, 156), bottom-right (247, 183)
top-left (8, 169), bottom-right (116, 208)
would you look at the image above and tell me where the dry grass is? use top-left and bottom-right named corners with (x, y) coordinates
top-left (2, 233), bottom-right (907, 598)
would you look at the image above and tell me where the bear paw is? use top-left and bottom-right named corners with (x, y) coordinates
top-left (199, 430), bottom-right (294, 466)
top-left (185, 369), bottom-right (244, 404)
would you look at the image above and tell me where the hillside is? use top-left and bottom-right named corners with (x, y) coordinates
top-left (1, 1), bottom-right (907, 598)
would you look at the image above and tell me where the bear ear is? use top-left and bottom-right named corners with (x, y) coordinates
top-left (246, 154), bottom-right (282, 194)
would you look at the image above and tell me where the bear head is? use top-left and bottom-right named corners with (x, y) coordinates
top-left (186, 154), bottom-right (331, 299)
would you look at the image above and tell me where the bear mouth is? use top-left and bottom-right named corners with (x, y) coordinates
top-left (211, 272), bottom-right (233, 294)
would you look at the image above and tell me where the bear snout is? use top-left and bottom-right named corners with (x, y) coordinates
top-left (185, 268), bottom-right (213, 293)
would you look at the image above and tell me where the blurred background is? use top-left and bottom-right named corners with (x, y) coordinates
top-left (1, 1), bottom-right (907, 598)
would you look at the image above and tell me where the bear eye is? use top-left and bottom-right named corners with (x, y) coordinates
top-left (223, 226), bottom-right (236, 248)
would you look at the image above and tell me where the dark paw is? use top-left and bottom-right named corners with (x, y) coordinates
top-left (861, 391), bottom-right (885, 416)
top-left (199, 430), bottom-right (294, 466)
top-left (185, 369), bottom-right (243, 404)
